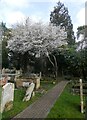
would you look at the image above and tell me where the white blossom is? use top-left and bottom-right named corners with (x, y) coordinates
top-left (7, 19), bottom-right (67, 56)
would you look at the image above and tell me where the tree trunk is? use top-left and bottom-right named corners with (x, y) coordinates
top-left (53, 55), bottom-right (58, 80)
top-left (47, 54), bottom-right (54, 67)
top-left (47, 54), bottom-right (58, 80)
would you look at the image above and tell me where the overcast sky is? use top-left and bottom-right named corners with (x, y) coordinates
top-left (0, 0), bottom-right (86, 36)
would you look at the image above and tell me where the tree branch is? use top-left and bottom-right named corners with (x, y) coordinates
top-left (47, 54), bottom-right (55, 67)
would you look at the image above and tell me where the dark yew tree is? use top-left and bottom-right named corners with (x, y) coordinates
top-left (50, 1), bottom-right (75, 45)
top-left (0, 22), bottom-right (11, 68)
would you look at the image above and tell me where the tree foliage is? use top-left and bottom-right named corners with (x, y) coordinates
top-left (7, 18), bottom-right (67, 75)
top-left (50, 1), bottom-right (75, 45)
top-left (76, 25), bottom-right (87, 80)
top-left (0, 22), bottom-right (11, 68)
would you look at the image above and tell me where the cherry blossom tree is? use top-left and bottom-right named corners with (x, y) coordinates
top-left (7, 18), bottom-right (67, 77)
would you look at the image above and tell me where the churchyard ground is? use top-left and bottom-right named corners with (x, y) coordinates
top-left (2, 79), bottom-right (56, 119)
top-left (2, 78), bottom-right (86, 119)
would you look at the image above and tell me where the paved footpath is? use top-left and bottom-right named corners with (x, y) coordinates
top-left (12, 81), bottom-right (68, 119)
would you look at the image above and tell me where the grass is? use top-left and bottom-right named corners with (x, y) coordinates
top-left (2, 88), bottom-right (41, 120)
top-left (47, 83), bottom-right (85, 119)
top-left (2, 80), bottom-right (55, 120)
top-left (40, 80), bottom-right (56, 91)
top-left (2, 79), bottom-right (85, 119)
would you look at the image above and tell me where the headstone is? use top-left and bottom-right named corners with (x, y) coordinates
top-left (15, 78), bottom-right (22, 88)
top-left (5, 68), bottom-right (10, 73)
top-left (23, 82), bottom-right (35, 101)
top-left (2, 68), bottom-right (5, 75)
top-left (23, 82), bottom-right (31, 87)
top-left (35, 77), bottom-right (40, 90)
top-left (32, 91), bottom-right (35, 97)
top-left (16, 69), bottom-right (22, 77)
top-left (0, 83), bottom-right (14, 113)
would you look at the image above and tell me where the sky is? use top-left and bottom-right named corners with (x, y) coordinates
top-left (0, 0), bottom-right (87, 37)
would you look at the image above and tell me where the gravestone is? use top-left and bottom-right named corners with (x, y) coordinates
top-left (2, 68), bottom-right (5, 75)
top-left (16, 69), bottom-right (22, 77)
top-left (35, 77), bottom-right (40, 90)
top-left (0, 83), bottom-right (14, 113)
top-left (23, 82), bottom-right (31, 87)
top-left (23, 82), bottom-right (35, 101)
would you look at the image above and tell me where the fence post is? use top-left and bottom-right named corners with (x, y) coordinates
top-left (85, 96), bottom-right (87, 120)
top-left (80, 79), bottom-right (84, 113)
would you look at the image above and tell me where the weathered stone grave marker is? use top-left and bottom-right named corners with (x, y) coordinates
top-left (35, 77), bottom-right (40, 90)
top-left (0, 83), bottom-right (14, 113)
top-left (23, 82), bottom-right (35, 101)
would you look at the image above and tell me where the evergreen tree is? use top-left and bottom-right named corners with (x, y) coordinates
top-left (0, 22), bottom-right (11, 68)
top-left (50, 1), bottom-right (75, 45)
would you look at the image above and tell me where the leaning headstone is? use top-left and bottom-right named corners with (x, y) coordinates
top-left (23, 82), bottom-right (35, 101)
top-left (0, 83), bottom-right (14, 113)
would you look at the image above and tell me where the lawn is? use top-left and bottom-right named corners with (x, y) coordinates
top-left (2, 80), bottom-right (56, 120)
top-left (47, 83), bottom-right (85, 119)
